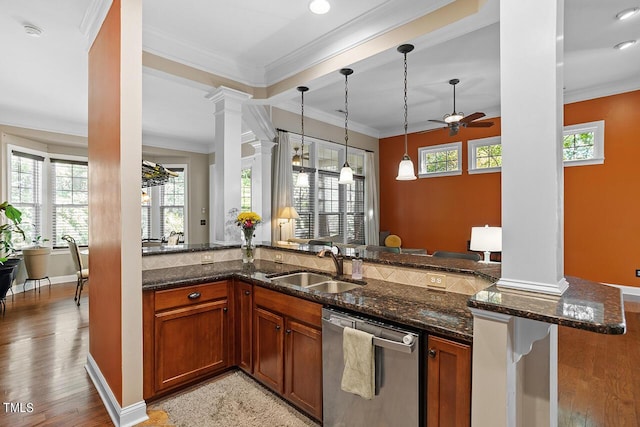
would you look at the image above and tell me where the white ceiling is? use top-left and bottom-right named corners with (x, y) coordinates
top-left (0, 0), bottom-right (639, 150)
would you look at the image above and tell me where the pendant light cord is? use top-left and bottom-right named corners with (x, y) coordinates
top-left (344, 72), bottom-right (349, 157)
top-left (300, 89), bottom-right (305, 170)
top-left (403, 50), bottom-right (408, 156)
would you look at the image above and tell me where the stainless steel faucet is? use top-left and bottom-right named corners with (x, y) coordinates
top-left (317, 246), bottom-right (344, 276)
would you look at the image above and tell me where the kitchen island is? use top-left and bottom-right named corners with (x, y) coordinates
top-left (141, 243), bottom-right (626, 426)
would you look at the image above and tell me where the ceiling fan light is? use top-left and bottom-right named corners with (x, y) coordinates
top-left (296, 170), bottom-right (309, 187)
top-left (309, 0), bottom-right (330, 15)
top-left (338, 163), bottom-right (354, 184)
top-left (444, 113), bottom-right (464, 123)
top-left (396, 156), bottom-right (417, 181)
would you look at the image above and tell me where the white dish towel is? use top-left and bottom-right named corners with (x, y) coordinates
top-left (341, 326), bottom-right (375, 400)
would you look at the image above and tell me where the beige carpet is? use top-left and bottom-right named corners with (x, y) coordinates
top-left (149, 371), bottom-right (320, 427)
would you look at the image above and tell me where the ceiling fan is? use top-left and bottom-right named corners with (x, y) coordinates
top-left (428, 79), bottom-right (494, 136)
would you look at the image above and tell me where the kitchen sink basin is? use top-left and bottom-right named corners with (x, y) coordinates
top-left (305, 280), bottom-right (362, 293)
top-left (270, 272), bottom-right (332, 287)
top-left (269, 272), bottom-right (364, 293)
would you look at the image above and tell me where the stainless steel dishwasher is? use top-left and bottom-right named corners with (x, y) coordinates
top-left (322, 307), bottom-right (422, 427)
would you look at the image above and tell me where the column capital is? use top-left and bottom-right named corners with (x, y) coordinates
top-left (206, 86), bottom-right (252, 113)
top-left (249, 139), bottom-right (276, 154)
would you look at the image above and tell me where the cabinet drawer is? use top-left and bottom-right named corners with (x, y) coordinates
top-left (155, 281), bottom-right (228, 312)
top-left (254, 286), bottom-right (321, 327)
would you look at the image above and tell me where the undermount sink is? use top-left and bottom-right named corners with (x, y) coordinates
top-left (269, 272), bottom-right (364, 294)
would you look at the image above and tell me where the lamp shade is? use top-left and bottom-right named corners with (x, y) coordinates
top-left (396, 156), bottom-right (417, 180)
top-left (296, 170), bottom-right (309, 187)
top-left (470, 225), bottom-right (502, 252)
top-left (278, 206), bottom-right (300, 220)
top-left (338, 164), bottom-right (354, 184)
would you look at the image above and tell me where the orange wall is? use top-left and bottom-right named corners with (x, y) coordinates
top-left (380, 90), bottom-right (640, 287)
top-left (88, 0), bottom-right (123, 404)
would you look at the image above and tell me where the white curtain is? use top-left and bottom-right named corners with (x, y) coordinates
top-left (271, 131), bottom-right (294, 243)
top-left (364, 151), bottom-right (379, 245)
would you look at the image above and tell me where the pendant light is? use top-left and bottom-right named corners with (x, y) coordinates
top-left (396, 44), bottom-right (417, 181)
top-left (295, 86), bottom-right (310, 188)
top-left (338, 68), bottom-right (355, 185)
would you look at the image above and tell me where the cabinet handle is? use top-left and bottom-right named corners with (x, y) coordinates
top-left (187, 292), bottom-right (201, 300)
top-left (223, 307), bottom-right (228, 313)
top-left (244, 290), bottom-right (251, 296)
top-left (286, 329), bottom-right (291, 334)
top-left (275, 325), bottom-right (281, 330)
top-left (428, 348), bottom-right (437, 359)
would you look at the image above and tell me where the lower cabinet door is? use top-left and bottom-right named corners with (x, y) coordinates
top-left (235, 281), bottom-right (254, 373)
top-left (154, 299), bottom-right (229, 392)
top-left (427, 335), bottom-right (471, 427)
top-left (253, 307), bottom-right (284, 393)
top-left (285, 318), bottom-right (322, 420)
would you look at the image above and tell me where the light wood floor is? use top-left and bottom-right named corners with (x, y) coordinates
top-left (0, 282), bottom-right (638, 426)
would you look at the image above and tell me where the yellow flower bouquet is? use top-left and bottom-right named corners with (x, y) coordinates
top-left (236, 212), bottom-right (261, 263)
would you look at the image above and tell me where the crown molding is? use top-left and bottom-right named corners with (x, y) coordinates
top-left (564, 78), bottom-right (640, 105)
top-left (142, 132), bottom-right (211, 154)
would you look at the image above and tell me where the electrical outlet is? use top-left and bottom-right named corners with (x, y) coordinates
top-left (427, 272), bottom-right (446, 289)
top-left (636, 269), bottom-right (640, 278)
top-left (274, 253), bottom-right (283, 264)
top-left (201, 253), bottom-right (214, 264)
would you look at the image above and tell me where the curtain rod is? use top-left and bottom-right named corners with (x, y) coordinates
top-left (275, 128), bottom-right (374, 153)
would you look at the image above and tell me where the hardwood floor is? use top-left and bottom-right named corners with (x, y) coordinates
top-left (0, 282), bottom-right (111, 426)
top-left (558, 301), bottom-right (640, 427)
top-left (1, 283), bottom-right (638, 426)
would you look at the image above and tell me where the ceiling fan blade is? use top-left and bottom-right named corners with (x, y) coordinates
top-left (459, 112), bottom-right (485, 124)
top-left (429, 119), bottom-right (448, 125)
top-left (466, 121), bottom-right (494, 128)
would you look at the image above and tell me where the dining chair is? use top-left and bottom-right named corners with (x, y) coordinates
top-left (62, 235), bottom-right (89, 306)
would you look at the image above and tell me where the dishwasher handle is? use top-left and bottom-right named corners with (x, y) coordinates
top-left (322, 317), bottom-right (417, 354)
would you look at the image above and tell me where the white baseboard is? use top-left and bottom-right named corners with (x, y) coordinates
top-left (85, 354), bottom-right (148, 427)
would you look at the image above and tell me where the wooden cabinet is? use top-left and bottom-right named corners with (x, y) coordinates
top-left (426, 335), bottom-right (471, 427)
top-left (143, 281), bottom-right (231, 398)
top-left (253, 286), bottom-right (323, 420)
top-left (235, 281), bottom-right (253, 373)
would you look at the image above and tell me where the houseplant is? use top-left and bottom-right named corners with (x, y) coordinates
top-left (235, 211), bottom-right (262, 263)
top-left (1, 202), bottom-right (24, 308)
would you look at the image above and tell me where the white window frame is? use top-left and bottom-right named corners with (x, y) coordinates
top-left (562, 120), bottom-right (604, 167)
top-left (6, 144), bottom-right (88, 248)
top-left (145, 164), bottom-right (188, 242)
top-left (418, 142), bottom-right (462, 178)
top-left (468, 136), bottom-right (502, 174)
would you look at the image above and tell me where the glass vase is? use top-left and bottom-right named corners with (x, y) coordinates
top-left (241, 240), bottom-right (255, 264)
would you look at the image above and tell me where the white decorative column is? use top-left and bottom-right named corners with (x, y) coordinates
top-left (207, 87), bottom-right (252, 243)
top-left (499, 0), bottom-right (568, 295)
top-left (249, 140), bottom-right (275, 243)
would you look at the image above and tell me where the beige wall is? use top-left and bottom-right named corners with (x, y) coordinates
top-left (142, 145), bottom-right (210, 244)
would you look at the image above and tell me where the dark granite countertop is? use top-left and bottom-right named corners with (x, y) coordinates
top-left (468, 277), bottom-right (626, 334)
top-left (142, 260), bottom-right (476, 342)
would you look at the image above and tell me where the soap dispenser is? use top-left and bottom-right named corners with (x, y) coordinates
top-left (351, 251), bottom-right (363, 280)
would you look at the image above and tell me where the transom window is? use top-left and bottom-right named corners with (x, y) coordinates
top-left (562, 120), bottom-right (604, 166)
top-left (468, 136), bottom-right (502, 174)
top-left (418, 142), bottom-right (462, 178)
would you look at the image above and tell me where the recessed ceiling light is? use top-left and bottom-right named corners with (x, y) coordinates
top-left (616, 7), bottom-right (639, 20)
top-left (309, 0), bottom-right (330, 15)
top-left (24, 24), bottom-right (43, 37)
top-left (614, 40), bottom-right (637, 50)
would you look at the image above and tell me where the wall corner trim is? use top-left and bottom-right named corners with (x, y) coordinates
top-left (85, 354), bottom-right (148, 427)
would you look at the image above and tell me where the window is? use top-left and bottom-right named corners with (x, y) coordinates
top-left (8, 148), bottom-right (88, 248)
top-left (562, 120), bottom-right (604, 166)
top-left (418, 142), bottom-right (462, 178)
top-left (50, 159), bottom-right (89, 246)
top-left (240, 168), bottom-right (252, 212)
top-left (142, 165), bottom-right (187, 242)
top-left (10, 151), bottom-right (43, 247)
top-left (468, 137), bottom-right (502, 174)
top-left (290, 135), bottom-right (366, 245)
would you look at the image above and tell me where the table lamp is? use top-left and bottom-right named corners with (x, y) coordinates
top-left (470, 225), bottom-right (502, 263)
top-left (278, 206), bottom-right (299, 242)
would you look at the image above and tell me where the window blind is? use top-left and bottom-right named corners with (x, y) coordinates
top-left (159, 169), bottom-right (185, 238)
top-left (10, 151), bottom-right (44, 247)
top-left (49, 159), bottom-right (89, 247)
